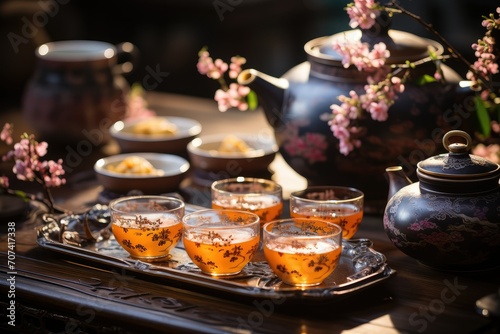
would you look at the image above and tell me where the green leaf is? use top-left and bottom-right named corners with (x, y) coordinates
top-left (130, 82), bottom-right (144, 97)
top-left (414, 74), bottom-right (436, 86)
top-left (405, 60), bottom-right (415, 69)
top-left (246, 90), bottom-right (258, 110)
top-left (13, 190), bottom-right (30, 202)
top-left (475, 96), bottom-right (491, 138)
top-left (428, 47), bottom-right (437, 59)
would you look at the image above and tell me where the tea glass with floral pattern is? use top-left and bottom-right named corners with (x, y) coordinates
top-left (182, 209), bottom-right (260, 276)
top-left (290, 186), bottom-right (364, 239)
top-left (109, 196), bottom-right (184, 262)
top-left (263, 218), bottom-right (343, 286)
top-left (211, 177), bottom-right (283, 226)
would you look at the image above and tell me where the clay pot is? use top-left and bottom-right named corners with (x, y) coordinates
top-left (22, 40), bottom-right (138, 145)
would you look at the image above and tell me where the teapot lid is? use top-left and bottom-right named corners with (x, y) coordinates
top-left (307, 13), bottom-right (444, 65)
top-left (312, 30), bottom-right (442, 65)
top-left (417, 130), bottom-right (500, 180)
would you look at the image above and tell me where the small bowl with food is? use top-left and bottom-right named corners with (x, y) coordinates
top-left (187, 133), bottom-right (278, 177)
top-left (110, 116), bottom-right (202, 155)
top-left (94, 153), bottom-right (190, 194)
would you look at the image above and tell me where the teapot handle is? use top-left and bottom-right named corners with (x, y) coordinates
top-left (442, 130), bottom-right (473, 153)
top-left (114, 42), bottom-right (140, 75)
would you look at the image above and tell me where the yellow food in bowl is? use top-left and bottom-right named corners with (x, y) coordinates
top-left (133, 117), bottom-right (178, 135)
top-left (106, 156), bottom-right (164, 176)
top-left (217, 135), bottom-right (254, 153)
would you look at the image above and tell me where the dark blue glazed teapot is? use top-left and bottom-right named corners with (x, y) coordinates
top-left (238, 21), bottom-right (471, 213)
top-left (384, 130), bottom-right (500, 271)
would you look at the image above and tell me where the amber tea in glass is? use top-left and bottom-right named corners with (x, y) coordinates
top-left (290, 186), bottom-right (364, 239)
top-left (182, 209), bottom-right (260, 276)
top-left (263, 218), bottom-right (342, 286)
top-left (211, 177), bottom-right (283, 225)
top-left (109, 196), bottom-right (184, 262)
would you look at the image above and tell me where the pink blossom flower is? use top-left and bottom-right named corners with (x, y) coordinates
top-left (197, 48), bottom-right (253, 112)
top-left (492, 121), bottom-right (500, 133)
top-left (12, 159), bottom-right (33, 182)
top-left (325, 2), bottom-right (500, 156)
top-left (229, 56), bottom-right (247, 79)
top-left (211, 59), bottom-right (229, 80)
top-left (125, 91), bottom-right (157, 121)
top-left (369, 43), bottom-right (390, 68)
top-left (42, 159), bottom-right (66, 187)
top-left (466, 8), bottom-right (500, 101)
top-left (366, 100), bottom-right (389, 121)
top-left (197, 49), bottom-right (228, 80)
top-left (196, 50), bottom-right (212, 75)
top-left (1, 123), bottom-right (13, 145)
top-left (1, 122), bottom-right (66, 212)
top-left (472, 143), bottom-right (500, 163)
top-left (214, 83), bottom-right (250, 112)
top-left (346, 0), bottom-right (381, 30)
top-left (328, 68), bottom-right (406, 155)
top-left (35, 140), bottom-right (48, 157)
top-left (332, 39), bottom-right (389, 73)
top-left (0, 175), bottom-right (9, 189)
top-left (329, 89), bottom-right (370, 155)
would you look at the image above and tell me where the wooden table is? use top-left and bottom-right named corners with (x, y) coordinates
top-left (1, 92), bottom-right (499, 333)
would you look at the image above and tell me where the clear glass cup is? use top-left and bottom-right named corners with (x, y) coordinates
top-left (211, 177), bottom-right (283, 226)
top-left (109, 195), bottom-right (184, 262)
top-left (290, 186), bottom-right (364, 239)
top-left (263, 218), bottom-right (343, 287)
top-left (182, 209), bottom-right (260, 276)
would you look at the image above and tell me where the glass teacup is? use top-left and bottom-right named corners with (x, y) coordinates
top-left (211, 177), bottom-right (283, 226)
top-left (290, 186), bottom-right (364, 239)
top-left (182, 209), bottom-right (260, 276)
top-left (263, 218), bottom-right (342, 287)
top-left (109, 196), bottom-right (184, 262)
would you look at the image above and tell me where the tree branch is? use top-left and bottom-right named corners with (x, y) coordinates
top-left (385, 0), bottom-right (494, 92)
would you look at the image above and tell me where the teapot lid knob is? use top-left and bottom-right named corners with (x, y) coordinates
top-left (442, 130), bottom-right (473, 154)
top-left (418, 129), bottom-right (499, 181)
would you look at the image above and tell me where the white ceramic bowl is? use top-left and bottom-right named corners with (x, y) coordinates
top-left (110, 116), bottom-right (202, 155)
top-left (187, 133), bottom-right (278, 174)
top-left (94, 153), bottom-right (190, 194)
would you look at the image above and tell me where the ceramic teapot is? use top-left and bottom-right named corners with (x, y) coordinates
top-left (237, 19), bottom-right (471, 212)
top-left (383, 130), bottom-right (500, 271)
top-left (22, 40), bottom-right (138, 145)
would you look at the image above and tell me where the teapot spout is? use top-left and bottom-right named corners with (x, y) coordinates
top-left (386, 166), bottom-right (413, 201)
top-left (238, 69), bottom-right (289, 128)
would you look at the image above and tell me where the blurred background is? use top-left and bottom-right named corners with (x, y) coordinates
top-left (0, 0), bottom-right (497, 109)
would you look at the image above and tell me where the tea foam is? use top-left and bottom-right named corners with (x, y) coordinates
top-left (266, 237), bottom-right (339, 254)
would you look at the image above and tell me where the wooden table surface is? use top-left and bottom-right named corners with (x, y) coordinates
top-left (0, 92), bottom-right (499, 333)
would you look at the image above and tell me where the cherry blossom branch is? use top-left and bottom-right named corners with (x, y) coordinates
top-left (385, 0), bottom-right (494, 92)
top-left (1, 123), bottom-right (66, 214)
top-left (36, 174), bottom-right (56, 213)
top-left (197, 48), bottom-right (254, 112)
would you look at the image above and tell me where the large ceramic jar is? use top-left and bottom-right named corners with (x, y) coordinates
top-left (239, 20), bottom-right (472, 212)
top-left (383, 131), bottom-right (500, 271)
top-left (22, 40), bottom-right (137, 145)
